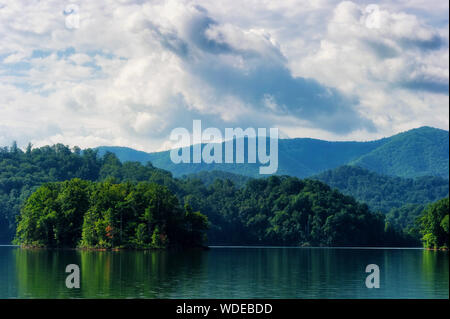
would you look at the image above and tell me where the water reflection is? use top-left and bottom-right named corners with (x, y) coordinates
top-left (0, 247), bottom-right (447, 299)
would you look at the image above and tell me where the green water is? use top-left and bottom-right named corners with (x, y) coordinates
top-left (0, 246), bottom-right (448, 299)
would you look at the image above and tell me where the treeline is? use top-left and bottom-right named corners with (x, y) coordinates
top-left (1, 143), bottom-right (446, 248)
top-left (14, 179), bottom-right (208, 249)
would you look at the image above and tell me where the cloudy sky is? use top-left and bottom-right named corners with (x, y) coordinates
top-left (0, 0), bottom-right (448, 152)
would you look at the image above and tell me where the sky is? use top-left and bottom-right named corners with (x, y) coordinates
top-left (0, 0), bottom-right (448, 152)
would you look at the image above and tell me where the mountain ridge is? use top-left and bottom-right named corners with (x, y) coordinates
top-left (97, 126), bottom-right (449, 179)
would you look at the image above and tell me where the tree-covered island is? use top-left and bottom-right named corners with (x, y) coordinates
top-left (14, 179), bottom-right (208, 249)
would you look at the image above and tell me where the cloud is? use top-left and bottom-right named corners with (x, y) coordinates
top-left (0, 0), bottom-right (448, 152)
top-left (294, 1), bottom-right (448, 134)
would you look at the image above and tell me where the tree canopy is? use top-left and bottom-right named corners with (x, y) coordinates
top-left (417, 197), bottom-right (449, 249)
top-left (14, 179), bottom-right (208, 249)
top-left (313, 165), bottom-right (448, 213)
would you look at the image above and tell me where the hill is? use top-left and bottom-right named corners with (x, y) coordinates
top-left (1, 144), bottom-right (416, 246)
top-left (351, 126), bottom-right (449, 178)
top-left (312, 165), bottom-right (449, 213)
top-left (97, 126), bottom-right (449, 179)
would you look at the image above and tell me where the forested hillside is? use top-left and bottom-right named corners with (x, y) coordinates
top-left (0, 143), bottom-right (175, 243)
top-left (98, 126), bottom-right (449, 179)
top-left (181, 175), bottom-right (416, 246)
top-left (351, 126), bottom-right (449, 178)
top-left (182, 170), bottom-right (251, 187)
top-left (2, 143), bottom-right (419, 247)
top-left (312, 165), bottom-right (448, 213)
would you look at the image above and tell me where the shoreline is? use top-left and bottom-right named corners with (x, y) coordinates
top-left (6, 245), bottom-right (448, 251)
top-left (14, 245), bottom-right (210, 251)
top-left (425, 247), bottom-right (449, 251)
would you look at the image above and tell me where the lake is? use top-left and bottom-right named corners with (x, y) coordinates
top-left (0, 246), bottom-right (448, 299)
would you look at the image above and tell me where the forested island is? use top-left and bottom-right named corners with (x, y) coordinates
top-left (14, 179), bottom-right (208, 249)
top-left (1, 143), bottom-right (448, 249)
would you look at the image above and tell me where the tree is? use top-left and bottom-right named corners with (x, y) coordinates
top-left (418, 198), bottom-right (449, 249)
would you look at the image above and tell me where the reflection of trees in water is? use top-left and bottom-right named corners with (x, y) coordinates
top-left (13, 249), bottom-right (207, 298)
top-left (421, 250), bottom-right (449, 295)
top-left (79, 249), bottom-right (208, 298)
top-left (204, 248), bottom-right (361, 298)
top-left (14, 248), bottom-right (82, 298)
top-left (14, 248), bottom-right (208, 298)
top-left (11, 248), bottom-right (448, 298)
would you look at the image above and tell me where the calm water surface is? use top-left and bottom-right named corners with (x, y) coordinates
top-left (0, 246), bottom-right (448, 298)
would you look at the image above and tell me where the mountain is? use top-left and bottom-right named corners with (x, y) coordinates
top-left (312, 165), bottom-right (449, 213)
top-left (98, 126), bottom-right (449, 179)
top-left (350, 126), bottom-right (449, 178)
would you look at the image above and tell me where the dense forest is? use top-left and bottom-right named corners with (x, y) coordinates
top-left (1, 143), bottom-right (447, 248)
top-left (313, 165), bottom-right (448, 213)
top-left (168, 168), bottom-right (448, 246)
top-left (182, 170), bottom-right (251, 188)
top-left (385, 203), bottom-right (426, 232)
top-left (14, 179), bottom-right (208, 249)
top-left (181, 175), bottom-right (417, 246)
top-left (0, 143), bottom-right (177, 243)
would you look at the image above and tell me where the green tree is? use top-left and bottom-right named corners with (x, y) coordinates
top-left (418, 198), bottom-right (449, 249)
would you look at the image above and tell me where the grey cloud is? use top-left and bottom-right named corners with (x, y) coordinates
top-left (363, 39), bottom-right (399, 59)
top-left (142, 20), bottom-right (190, 57)
top-left (190, 60), bottom-right (375, 134)
top-left (186, 15), bottom-right (234, 54)
top-left (143, 7), bottom-right (375, 134)
top-left (402, 79), bottom-right (449, 94)
top-left (159, 31), bottom-right (190, 57)
top-left (400, 34), bottom-right (443, 51)
top-left (182, 8), bottom-right (284, 61)
top-left (362, 35), bottom-right (443, 61)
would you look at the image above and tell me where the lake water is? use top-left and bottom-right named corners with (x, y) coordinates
top-left (0, 246), bottom-right (448, 299)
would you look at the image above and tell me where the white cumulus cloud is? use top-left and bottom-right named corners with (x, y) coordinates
top-left (0, 0), bottom-right (448, 152)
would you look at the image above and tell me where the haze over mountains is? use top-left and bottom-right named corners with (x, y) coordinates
top-left (98, 126), bottom-right (449, 179)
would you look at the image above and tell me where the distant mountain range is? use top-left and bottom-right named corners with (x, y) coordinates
top-left (97, 126), bottom-right (449, 179)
